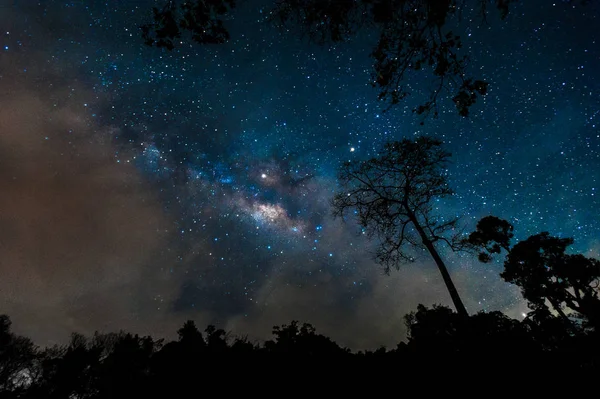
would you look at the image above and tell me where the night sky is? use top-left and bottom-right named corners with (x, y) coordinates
top-left (1, 0), bottom-right (599, 349)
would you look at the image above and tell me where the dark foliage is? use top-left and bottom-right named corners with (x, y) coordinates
top-left (0, 316), bottom-right (36, 393)
top-left (404, 304), bottom-right (534, 357)
top-left (465, 215), bottom-right (514, 262)
top-left (2, 295), bottom-right (598, 398)
top-left (504, 233), bottom-right (600, 331)
top-left (141, 0), bottom-right (521, 119)
top-left (332, 137), bottom-right (468, 316)
top-left (141, 1), bottom-right (594, 119)
top-left (271, 0), bottom-right (494, 118)
top-left (264, 321), bottom-right (348, 356)
top-left (468, 216), bottom-right (600, 336)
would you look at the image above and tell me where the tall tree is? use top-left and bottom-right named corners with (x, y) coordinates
top-left (332, 137), bottom-right (468, 317)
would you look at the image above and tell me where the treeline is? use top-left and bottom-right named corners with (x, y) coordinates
top-left (1, 300), bottom-right (598, 397)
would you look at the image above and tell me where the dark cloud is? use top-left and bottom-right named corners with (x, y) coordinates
top-left (0, 54), bottom-right (189, 344)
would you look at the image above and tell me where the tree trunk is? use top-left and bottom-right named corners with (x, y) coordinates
top-left (408, 212), bottom-right (469, 318)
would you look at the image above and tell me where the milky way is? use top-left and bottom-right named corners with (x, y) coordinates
top-left (0, 0), bottom-right (599, 349)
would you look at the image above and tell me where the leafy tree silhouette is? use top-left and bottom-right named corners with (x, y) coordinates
top-left (467, 217), bottom-right (600, 334)
top-left (465, 215), bottom-right (513, 262)
top-left (177, 320), bottom-right (206, 351)
top-left (505, 234), bottom-right (600, 331)
top-left (265, 320), bottom-right (346, 357)
top-left (229, 335), bottom-right (257, 354)
top-left (0, 315), bottom-right (36, 394)
top-left (332, 137), bottom-right (468, 317)
top-left (94, 332), bottom-right (158, 399)
top-left (403, 303), bottom-right (537, 372)
top-left (31, 333), bottom-right (104, 399)
top-left (148, 320), bottom-right (208, 397)
top-left (204, 324), bottom-right (229, 353)
top-left (404, 304), bottom-right (460, 352)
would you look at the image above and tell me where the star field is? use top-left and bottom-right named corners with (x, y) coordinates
top-left (0, 0), bottom-right (599, 348)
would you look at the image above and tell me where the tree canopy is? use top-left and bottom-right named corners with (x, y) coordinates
top-left (467, 216), bottom-right (600, 333)
top-left (140, 0), bottom-right (528, 120)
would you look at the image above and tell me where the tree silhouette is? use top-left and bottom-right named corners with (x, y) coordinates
top-left (177, 320), bottom-right (206, 351)
top-left (0, 315), bottom-right (36, 393)
top-left (468, 217), bottom-right (600, 333)
top-left (94, 332), bottom-right (158, 399)
top-left (505, 233), bottom-right (600, 331)
top-left (332, 137), bottom-right (468, 317)
top-left (404, 303), bottom-right (535, 367)
top-left (31, 333), bottom-right (103, 398)
top-left (404, 304), bottom-right (460, 351)
top-left (265, 321), bottom-right (346, 356)
top-left (465, 215), bottom-right (514, 262)
top-left (204, 325), bottom-right (229, 353)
